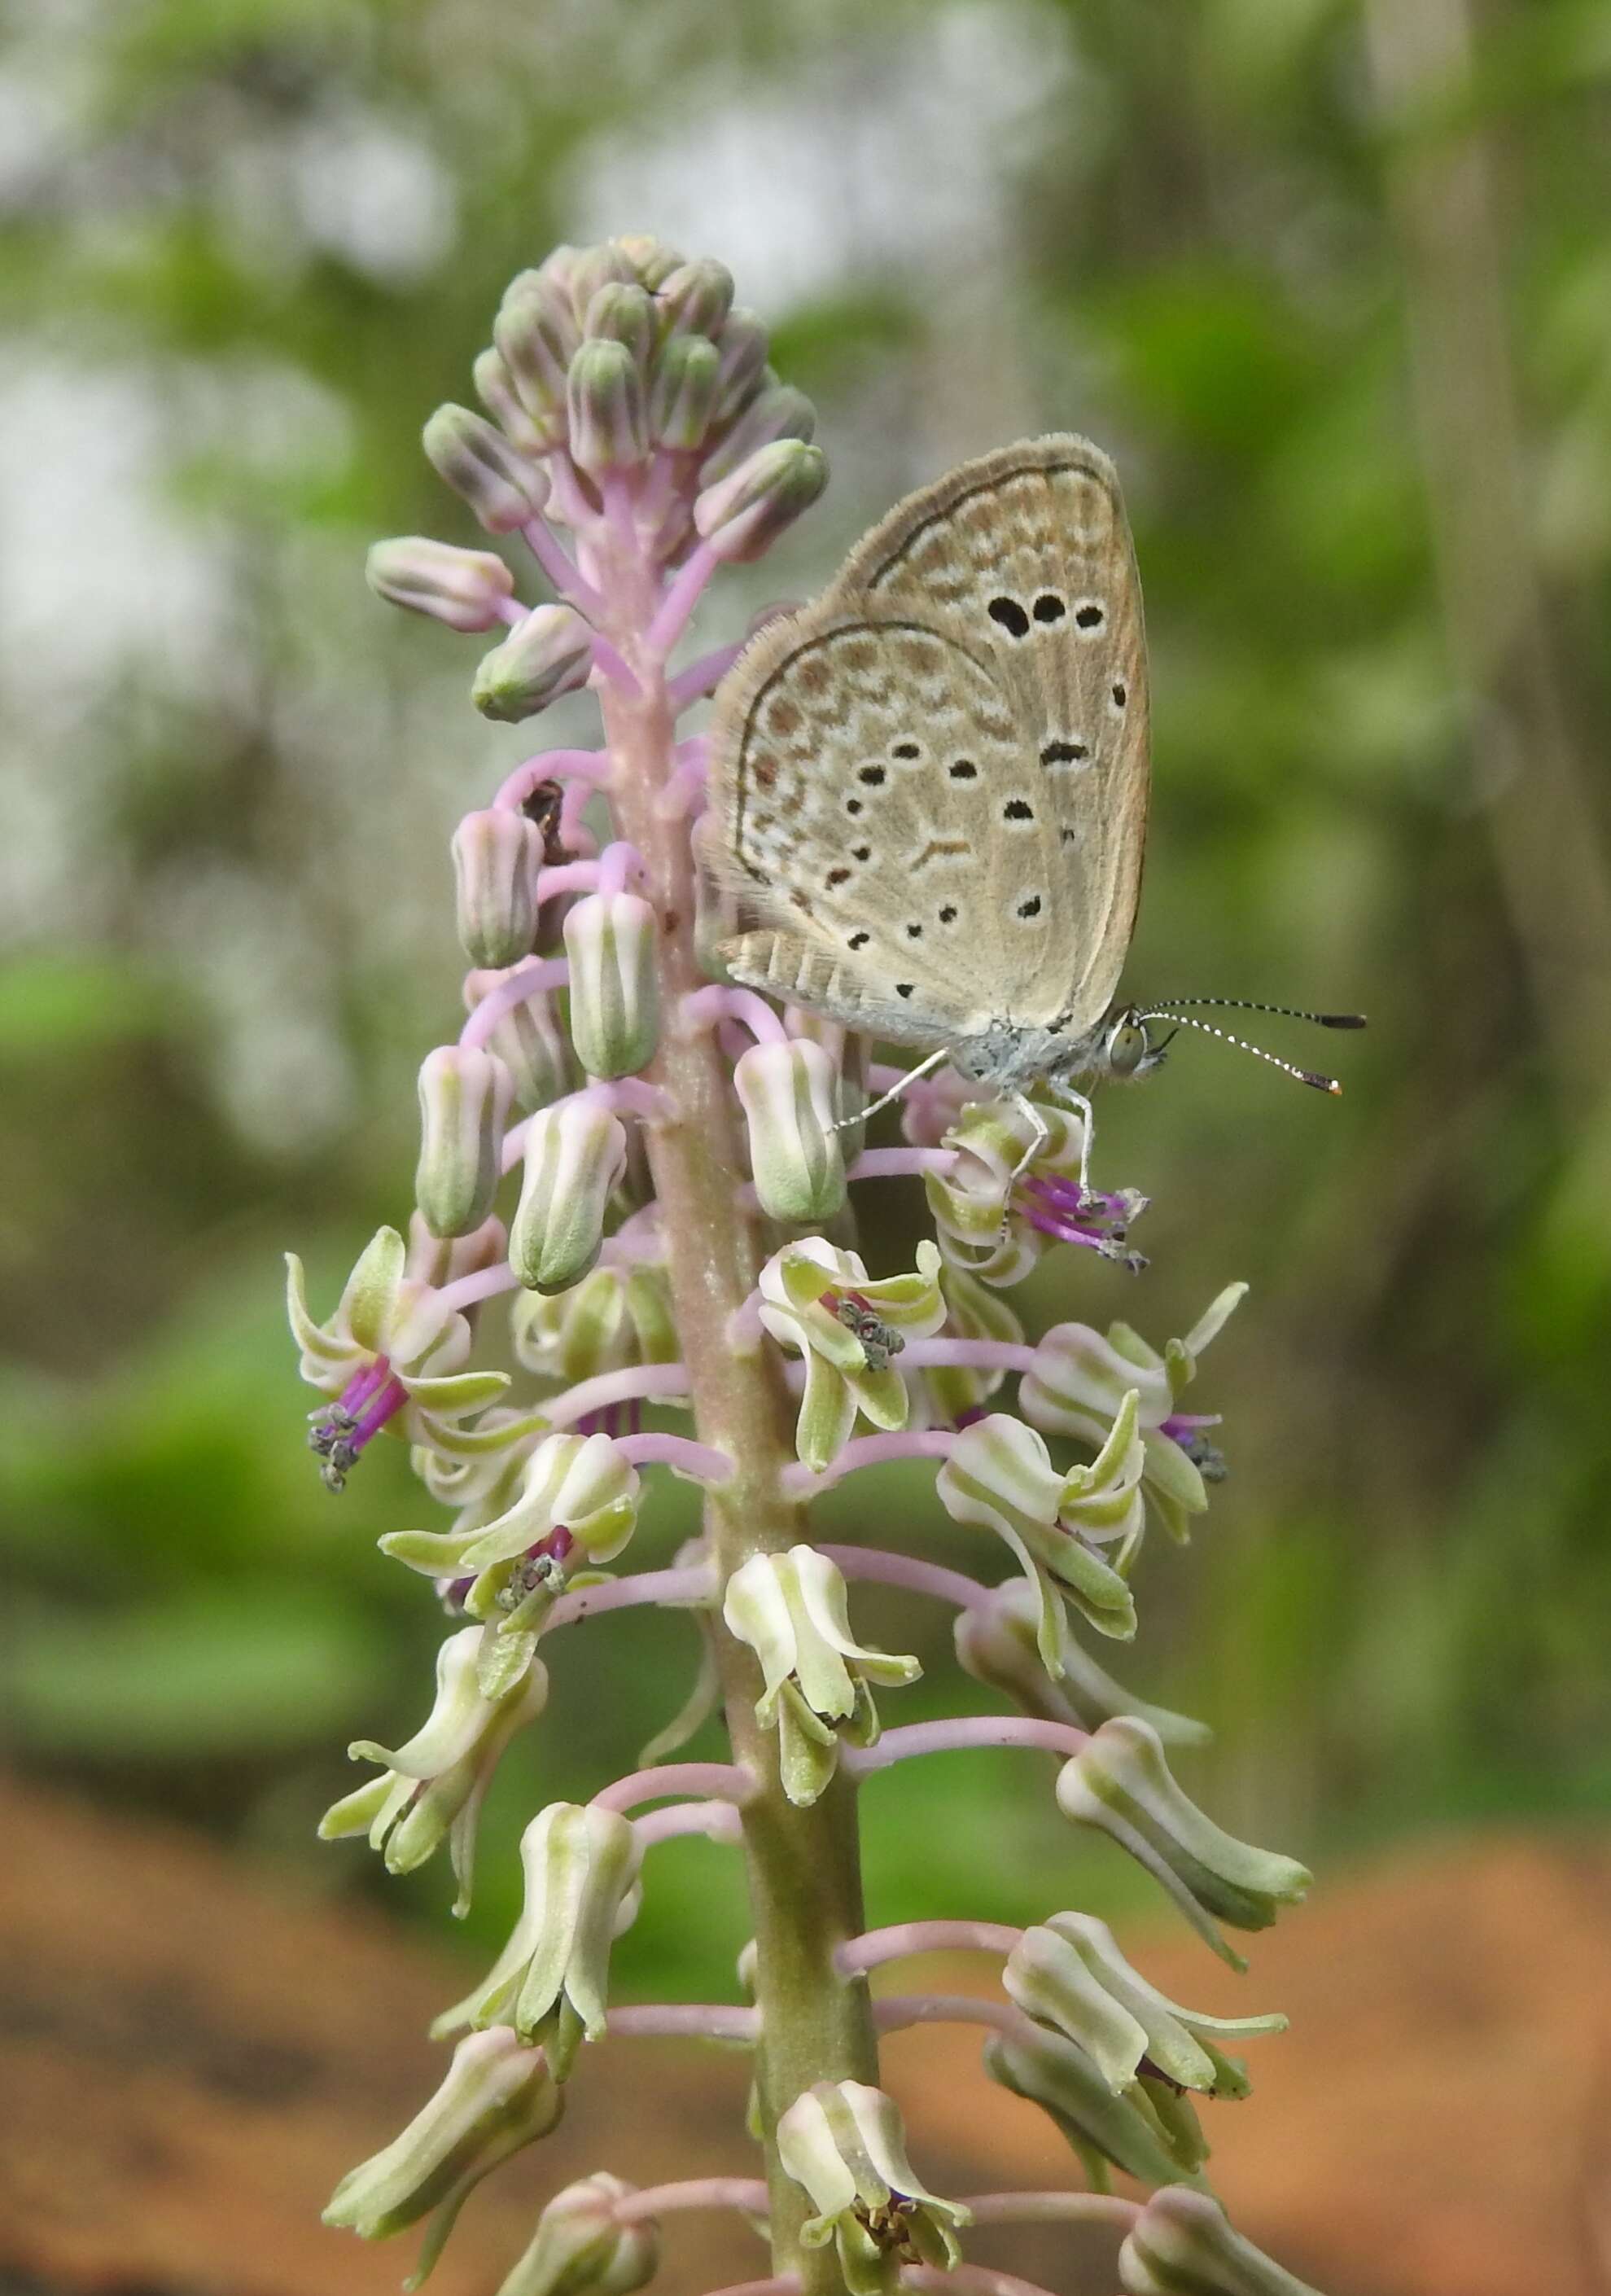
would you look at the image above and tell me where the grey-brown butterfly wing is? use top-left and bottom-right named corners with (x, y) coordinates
top-left (703, 605), bottom-right (1079, 1044)
top-left (829, 432), bottom-right (1149, 1035)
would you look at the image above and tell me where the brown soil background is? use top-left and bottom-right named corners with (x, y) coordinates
top-left (2, 1774), bottom-right (1607, 2296)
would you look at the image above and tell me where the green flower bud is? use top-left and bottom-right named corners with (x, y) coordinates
top-left (700, 383), bottom-right (817, 486)
top-left (513, 1262), bottom-right (678, 1384)
top-left (495, 2172), bottom-right (659, 2296)
top-left (434, 1800), bottom-right (643, 2079)
top-left (474, 346), bottom-right (550, 457)
top-left (564, 241), bottom-right (640, 326)
top-left (473, 604), bottom-right (597, 724)
top-left (733, 1036), bottom-right (847, 1223)
top-left (415, 1045), bottom-right (514, 1239)
top-left (567, 340), bottom-right (649, 477)
top-left (710, 307), bottom-right (770, 420)
top-left (493, 279), bottom-right (576, 439)
top-left (654, 257), bottom-right (735, 340)
top-left (320, 1625), bottom-right (547, 1914)
top-left (648, 335), bottom-right (721, 452)
top-left (563, 891), bottom-right (660, 1080)
top-left (583, 281), bottom-right (655, 370)
top-left (452, 808), bottom-right (545, 969)
top-left (1057, 1717), bottom-right (1312, 1969)
top-left (724, 1546), bottom-right (919, 1807)
top-left (366, 536), bottom-right (514, 633)
top-left (464, 966), bottom-right (576, 1112)
top-left (322, 2027), bottom-right (562, 2281)
top-left (954, 1577), bottom-right (1210, 1746)
top-left (423, 404), bottom-right (550, 534)
top-left (509, 1099), bottom-right (628, 1292)
top-left (982, 2021), bottom-right (1209, 2194)
top-left (1119, 2189), bottom-right (1324, 2296)
top-left (694, 440), bottom-right (828, 563)
top-left (617, 232), bottom-right (685, 291)
top-left (1005, 1913), bottom-right (1285, 2100)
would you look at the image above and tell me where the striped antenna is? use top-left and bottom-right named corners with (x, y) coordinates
top-left (1143, 997), bottom-right (1366, 1030)
top-left (1136, 1009), bottom-right (1351, 1094)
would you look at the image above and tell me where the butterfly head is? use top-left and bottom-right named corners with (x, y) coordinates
top-left (1087, 1006), bottom-right (1170, 1083)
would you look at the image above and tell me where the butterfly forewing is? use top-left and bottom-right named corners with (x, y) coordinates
top-left (705, 432), bottom-right (1150, 1055)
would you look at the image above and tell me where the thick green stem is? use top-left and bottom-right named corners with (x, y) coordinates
top-left (593, 537), bottom-right (878, 2293)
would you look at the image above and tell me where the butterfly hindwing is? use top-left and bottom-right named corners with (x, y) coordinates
top-left (703, 433), bottom-right (1151, 1052)
top-left (707, 609), bottom-right (1077, 1036)
top-left (833, 433), bottom-right (1150, 1035)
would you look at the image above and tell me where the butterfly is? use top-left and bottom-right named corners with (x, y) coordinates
top-left (700, 433), bottom-right (1359, 1115)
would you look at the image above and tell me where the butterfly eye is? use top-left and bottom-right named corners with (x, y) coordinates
top-left (1105, 1017), bottom-right (1150, 1076)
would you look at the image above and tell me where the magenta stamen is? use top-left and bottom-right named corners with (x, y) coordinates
top-left (337, 1356), bottom-right (391, 1416)
top-left (349, 1375), bottom-right (408, 1452)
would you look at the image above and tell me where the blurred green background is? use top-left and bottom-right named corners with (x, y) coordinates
top-left (2, 0), bottom-right (1609, 2012)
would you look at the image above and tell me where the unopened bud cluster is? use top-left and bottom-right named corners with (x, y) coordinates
top-left (295, 231), bottom-right (1338, 2296)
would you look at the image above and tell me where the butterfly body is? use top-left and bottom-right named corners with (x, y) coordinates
top-left (702, 434), bottom-right (1158, 1092)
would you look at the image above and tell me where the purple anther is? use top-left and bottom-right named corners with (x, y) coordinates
top-left (1159, 1412), bottom-right (1228, 1481)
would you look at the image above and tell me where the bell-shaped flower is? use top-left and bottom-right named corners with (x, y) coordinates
top-left (434, 1800), bottom-right (643, 2079)
top-left (1005, 1912), bottom-right (1285, 2103)
top-left (758, 1238), bottom-right (945, 1474)
top-left (510, 1098), bottom-right (629, 1294)
top-left (935, 1400), bottom-right (1146, 1663)
top-left (776, 2080), bottom-right (970, 2296)
top-left (733, 1036), bottom-right (847, 1224)
top-left (495, 2172), bottom-right (659, 2296)
top-left (514, 1260), bottom-right (678, 1387)
top-left (954, 1577), bottom-right (1209, 1746)
top-left (320, 1626), bottom-right (549, 1915)
top-left (724, 1548), bottom-right (920, 1807)
top-left (926, 1097), bottom-right (1145, 1285)
top-left (1119, 2189), bottom-right (1324, 2296)
top-left (1022, 1284), bottom-right (1246, 1543)
top-left (287, 1225), bottom-right (511, 1490)
top-left (982, 2019), bottom-right (1210, 2193)
top-left (323, 2027), bottom-right (562, 2283)
top-left (382, 1429), bottom-right (639, 1602)
top-left (1057, 1716), bottom-right (1311, 1969)
top-left (563, 891), bottom-right (660, 1080)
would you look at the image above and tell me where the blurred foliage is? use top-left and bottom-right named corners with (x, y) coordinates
top-left (2, 0), bottom-right (1609, 2001)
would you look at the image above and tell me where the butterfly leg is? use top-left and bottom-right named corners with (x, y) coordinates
top-left (1045, 1083), bottom-right (1096, 1187)
top-left (831, 1044), bottom-right (951, 1137)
